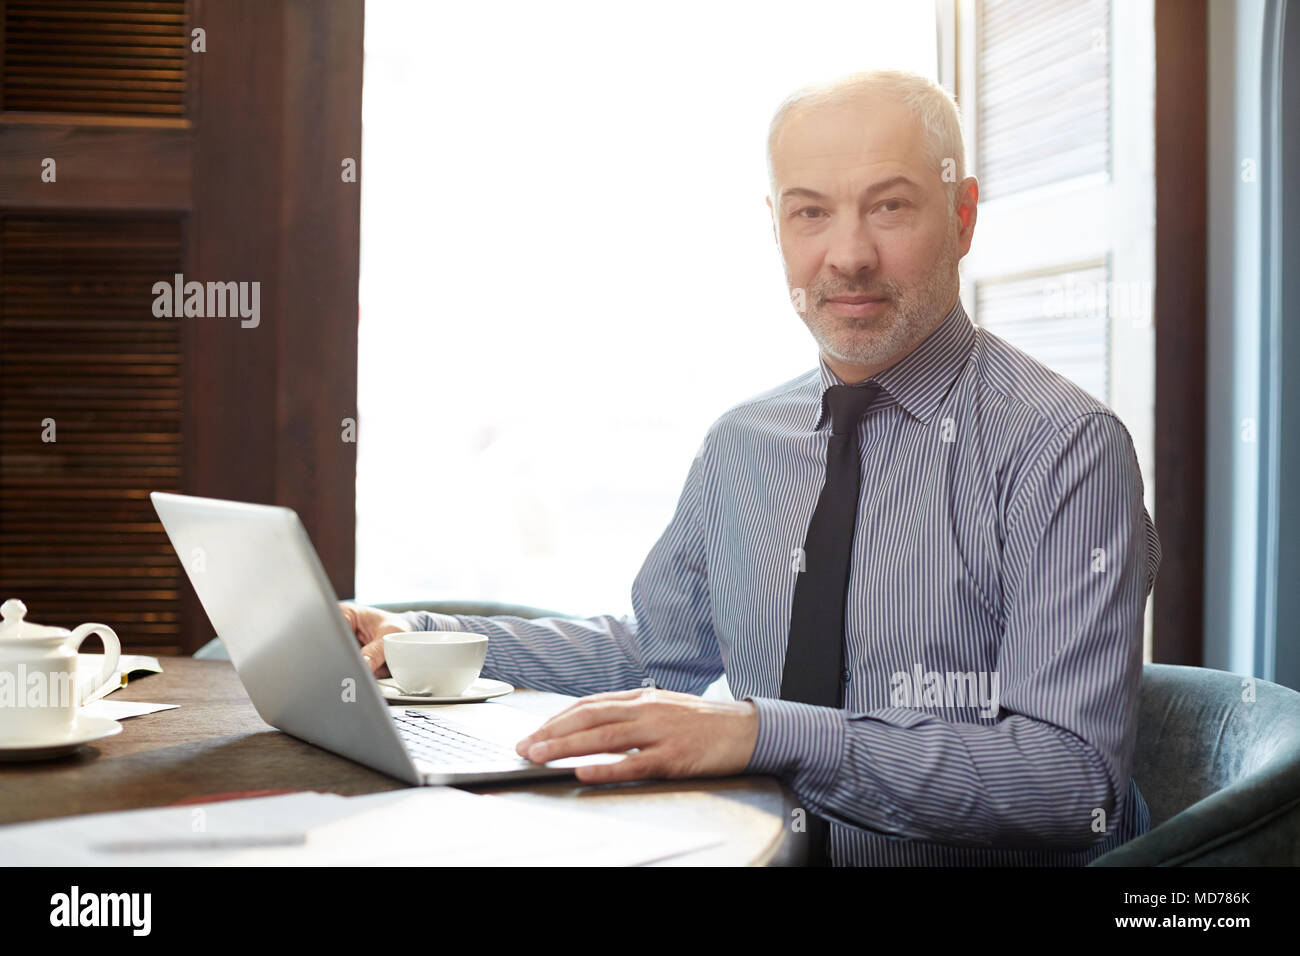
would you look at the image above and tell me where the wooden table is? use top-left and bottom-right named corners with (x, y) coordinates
top-left (0, 657), bottom-right (805, 865)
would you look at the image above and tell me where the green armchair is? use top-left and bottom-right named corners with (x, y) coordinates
top-left (1090, 663), bottom-right (1300, 865)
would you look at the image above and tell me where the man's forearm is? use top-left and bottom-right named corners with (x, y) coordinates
top-left (400, 609), bottom-right (657, 697)
top-left (743, 697), bottom-right (1123, 852)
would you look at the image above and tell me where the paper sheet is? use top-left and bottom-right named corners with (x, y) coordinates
top-left (0, 793), bottom-right (349, 865)
top-left (0, 788), bottom-right (721, 866)
top-left (80, 700), bottom-right (178, 721)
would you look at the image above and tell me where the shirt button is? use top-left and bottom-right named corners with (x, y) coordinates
top-left (841, 669), bottom-right (851, 684)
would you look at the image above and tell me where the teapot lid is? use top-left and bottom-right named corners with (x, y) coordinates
top-left (0, 598), bottom-right (67, 640)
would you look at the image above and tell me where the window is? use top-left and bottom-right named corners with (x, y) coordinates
top-left (950, 0), bottom-right (1157, 657)
top-left (356, 1), bottom-right (939, 613)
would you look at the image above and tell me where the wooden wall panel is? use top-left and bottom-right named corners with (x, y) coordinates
top-left (275, 0), bottom-right (361, 604)
top-left (0, 123), bottom-right (192, 210)
top-left (2, 0), bottom-right (188, 116)
top-left (0, 0), bottom-right (362, 654)
top-left (0, 214), bottom-right (184, 650)
top-left (1153, 0), bottom-right (1207, 665)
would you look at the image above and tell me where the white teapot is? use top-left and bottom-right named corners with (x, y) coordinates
top-left (0, 598), bottom-right (121, 742)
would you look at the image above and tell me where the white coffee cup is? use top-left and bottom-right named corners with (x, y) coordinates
top-left (383, 631), bottom-right (488, 697)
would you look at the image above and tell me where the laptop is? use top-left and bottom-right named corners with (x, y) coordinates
top-left (150, 491), bottom-right (624, 785)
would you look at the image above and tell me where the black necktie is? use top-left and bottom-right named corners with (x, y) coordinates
top-left (781, 381), bottom-right (879, 865)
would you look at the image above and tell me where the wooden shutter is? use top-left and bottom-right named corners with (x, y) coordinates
top-left (0, 214), bottom-right (184, 649)
top-left (1, 0), bottom-right (188, 116)
top-left (975, 261), bottom-right (1110, 402)
top-left (976, 0), bottom-right (1111, 198)
top-left (0, 0), bottom-right (362, 655)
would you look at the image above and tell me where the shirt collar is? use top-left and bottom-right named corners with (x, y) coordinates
top-left (810, 297), bottom-right (976, 431)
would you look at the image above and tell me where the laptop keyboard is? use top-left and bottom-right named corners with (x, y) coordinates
top-left (393, 709), bottom-right (531, 767)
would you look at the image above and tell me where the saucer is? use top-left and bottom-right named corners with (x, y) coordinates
top-left (0, 714), bottom-right (123, 761)
top-left (378, 677), bottom-right (513, 704)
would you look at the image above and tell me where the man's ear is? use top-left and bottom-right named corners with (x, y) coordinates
top-left (955, 176), bottom-right (979, 255)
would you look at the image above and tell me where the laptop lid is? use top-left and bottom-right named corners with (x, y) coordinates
top-left (151, 491), bottom-right (421, 785)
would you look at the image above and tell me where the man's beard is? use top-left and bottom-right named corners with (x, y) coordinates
top-left (799, 227), bottom-right (959, 372)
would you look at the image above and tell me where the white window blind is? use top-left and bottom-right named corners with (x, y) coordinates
top-left (976, 0), bottom-right (1111, 199)
top-left (975, 262), bottom-right (1110, 403)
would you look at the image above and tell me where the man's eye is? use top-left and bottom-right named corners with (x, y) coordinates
top-left (877, 199), bottom-right (907, 213)
top-left (795, 207), bottom-right (825, 219)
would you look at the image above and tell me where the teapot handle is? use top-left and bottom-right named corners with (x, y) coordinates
top-left (67, 623), bottom-right (123, 706)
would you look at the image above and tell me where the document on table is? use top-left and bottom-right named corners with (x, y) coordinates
top-left (0, 788), bottom-right (722, 866)
top-left (76, 654), bottom-right (164, 703)
top-left (79, 700), bottom-right (178, 721)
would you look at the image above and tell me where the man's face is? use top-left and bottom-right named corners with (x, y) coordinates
top-left (767, 94), bottom-right (976, 382)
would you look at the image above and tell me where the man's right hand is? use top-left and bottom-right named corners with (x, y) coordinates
top-left (339, 602), bottom-right (412, 677)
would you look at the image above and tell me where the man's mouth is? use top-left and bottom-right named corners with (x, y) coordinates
top-left (824, 295), bottom-right (889, 317)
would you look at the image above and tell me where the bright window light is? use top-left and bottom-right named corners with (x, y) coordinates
top-left (358, 0), bottom-right (938, 615)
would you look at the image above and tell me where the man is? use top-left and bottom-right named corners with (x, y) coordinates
top-left (343, 69), bottom-right (1161, 866)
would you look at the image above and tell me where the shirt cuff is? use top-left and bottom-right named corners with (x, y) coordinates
top-left (742, 695), bottom-right (845, 796)
top-left (398, 610), bottom-right (465, 632)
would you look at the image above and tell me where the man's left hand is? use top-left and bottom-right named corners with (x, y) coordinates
top-left (515, 688), bottom-right (759, 784)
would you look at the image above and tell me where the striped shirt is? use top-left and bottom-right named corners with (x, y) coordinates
top-left (403, 297), bottom-right (1162, 865)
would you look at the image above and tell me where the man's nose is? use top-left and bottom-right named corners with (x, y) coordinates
top-left (823, 215), bottom-right (879, 277)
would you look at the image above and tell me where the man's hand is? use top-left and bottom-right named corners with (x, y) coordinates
top-left (338, 602), bottom-right (412, 677)
top-left (515, 687), bottom-right (759, 784)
